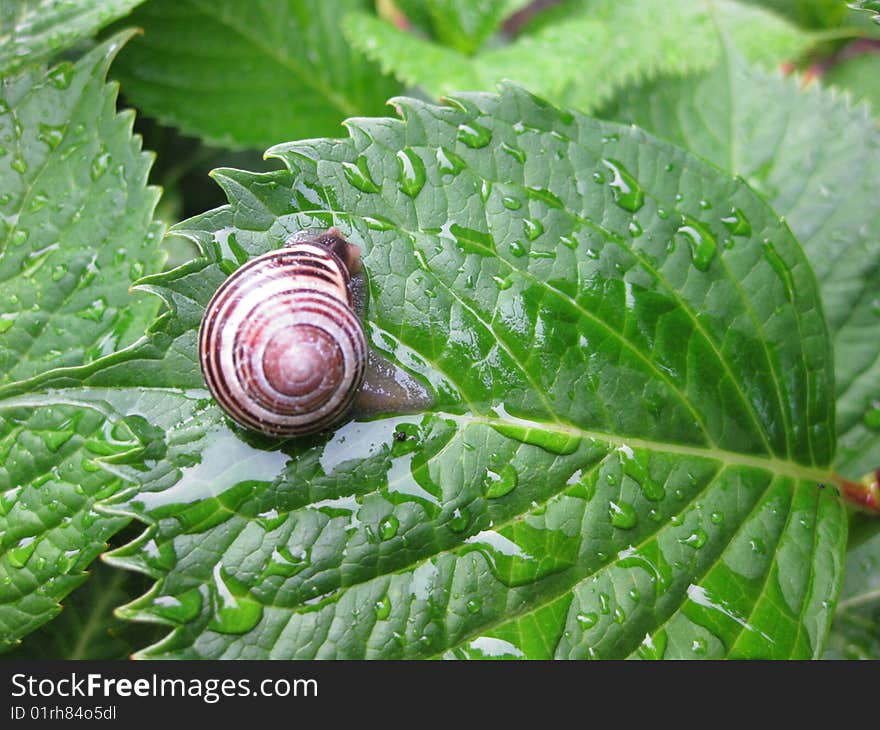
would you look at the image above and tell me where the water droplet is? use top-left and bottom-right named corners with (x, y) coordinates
top-left (628, 220), bottom-right (643, 237)
top-left (8, 537), bottom-right (37, 568)
top-left (208, 564), bottom-right (263, 635)
top-left (28, 193), bottom-right (48, 213)
top-left (342, 155), bottom-right (381, 193)
top-left (677, 219), bottom-right (717, 271)
top-left (617, 445), bottom-right (664, 501)
top-left (449, 507), bottom-right (470, 533)
top-left (613, 606), bottom-right (626, 624)
top-left (11, 156), bottom-right (27, 174)
top-left (692, 637), bottom-right (708, 655)
top-left (375, 594), bottom-right (392, 620)
top-left (560, 234), bottom-right (578, 250)
top-left (601, 159), bottom-right (644, 212)
top-left (0, 313), bottom-right (17, 334)
top-left (493, 275), bottom-right (512, 290)
top-left (721, 207), bottom-right (751, 237)
top-left (523, 218), bottom-right (543, 241)
top-left (502, 195), bottom-right (521, 210)
top-left (457, 122), bottom-right (492, 148)
top-left (76, 297), bottom-right (108, 322)
top-left (436, 146), bottom-right (466, 176)
top-left (609, 500), bottom-right (638, 529)
top-left (681, 528), bottom-right (708, 549)
top-left (710, 511), bottom-right (724, 525)
top-left (638, 630), bottom-right (668, 660)
top-left (396, 147), bottom-right (426, 198)
top-left (37, 123), bottom-right (66, 150)
top-left (762, 240), bottom-right (795, 302)
top-left (749, 537), bottom-right (766, 555)
top-left (490, 405), bottom-right (580, 454)
top-left (576, 611), bottom-right (598, 628)
top-left (500, 142), bottom-right (526, 163)
top-left (379, 514), bottom-right (400, 541)
top-left (862, 402), bottom-right (880, 431)
top-left (47, 62), bottom-right (73, 89)
top-left (484, 464), bottom-right (518, 499)
top-left (90, 145), bottom-right (111, 180)
top-left (509, 240), bottom-right (527, 257)
top-left (466, 598), bottom-right (481, 614)
top-left (598, 592), bottom-right (611, 614)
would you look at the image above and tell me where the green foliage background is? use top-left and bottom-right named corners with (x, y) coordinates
top-left (0, 0), bottom-right (878, 659)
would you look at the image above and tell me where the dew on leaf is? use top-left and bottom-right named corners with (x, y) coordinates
top-left (90, 145), bottom-right (111, 180)
top-left (484, 463), bottom-right (518, 499)
top-left (681, 529), bottom-right (708, 549)
top-left (677, 219), bottom-right (717, 271)
top-left (37, 122), bottom-right (66, 150)
top-left (397, 147), bottom-right (426, 198)
top-left (465, 598), bottom-right (481, 614)
top-left (0, 313), bottom-right (17, 334)
top-left (342, 155), bottom-right (381, 193)
top-left (721, 207), bottom-right (751, 237)
top-left (609, 500), bottom-right (637, 529)
top-left (523, 218), bottom-right (543, 241)
top-left (379, 514), bottom-right (400, 541)
top-left (762, 240), bottom-right (795, 302)
top-left (500, 142), bottom-right (526, 163)
top-left (638, 630), bottom-right (668, 660)
top-left (208, 564), bottom-right (263, 635)
top-left (457, 122), bottom-right (492, 148)
top-left (7, 537), bottom-right (38, 568)
top-left (601, 159), bottom-right (644, 212)
top-left (449, 507), bottom-right (469, 532)
top-left (862, 402), bottom-right (880, 431)
top-left (502, 195), bottom-right (521, 210)
top-left (375, 594), bottom-right (392, 620)
top-left (509, 240), bottom-right (527, 257)
top-left (436, 146), bottom-right (466, 176)
top-left (577, 611), bottom-right (599, 628)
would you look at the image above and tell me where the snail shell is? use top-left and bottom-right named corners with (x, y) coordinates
top-left (199, 229), bottom-right (368, 436)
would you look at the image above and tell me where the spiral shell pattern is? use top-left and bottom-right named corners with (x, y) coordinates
top-left (199, 241), bottom-right (367, 436)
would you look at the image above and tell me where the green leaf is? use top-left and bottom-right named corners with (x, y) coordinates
top-left (108, 0), bottom-right (401, 149)
top-left (825, 52), bottom-right (880, 111)
top-left (825, 516), bottom-right (880, 658)
top-left (600, 43), bottom-right (880, 480)
top-left (344, 0), bottom-right (816, 114)
top-left (395, 0), bottom-right (529, 54)
top-left (103, 84), bottom-right (845, 658)
top-left (3, 558), bottom-right (161, 659)
top-left (850, 0), bottom-right (880, 24)
top-left (738, 0), bottom-right (847, 27)
top-left (0, 0), bottom-right (146, 75)
top-left (0, 35), bottom-right (164, 386)
top-left (0, 35), bottom-right (164, 649)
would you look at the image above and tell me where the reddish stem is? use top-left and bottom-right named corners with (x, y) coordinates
top-left (836, 470), bottom-right (880, 514)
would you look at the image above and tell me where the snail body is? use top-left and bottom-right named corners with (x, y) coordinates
top-left (199, 228), bottom-right (430, 437)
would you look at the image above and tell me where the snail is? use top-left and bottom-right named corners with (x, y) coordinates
top-left (199, 228), bottom-right (431, 436)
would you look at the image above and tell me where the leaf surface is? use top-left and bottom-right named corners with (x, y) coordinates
top-left (344, 0), bottom-right (815, 114)
top-left (395, 0), bottom-right (529, 54)
top-left (108, 0), bottom-right (401, 149)
top-left (0, 36), bottom-right (163, 649)
top-left (0, 0), bottom-right (145, 75)
top-left (600, 44), bottom-right (880, 480)
top-left (824, 517), bottom-right (880, 659)
top-left (102, 85), bottom-right (846, 659)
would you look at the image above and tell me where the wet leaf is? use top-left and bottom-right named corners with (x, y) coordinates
top-left (601, 42), bottom-right (880, 479)
top-left (4, 559), bottom-right (161, 659)
top-left (0, 35), bottom-right (163, 649)
top-left (0, 0), bottom-right (145, 75)
top-left (101, 84), bottom-right (845, 658)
